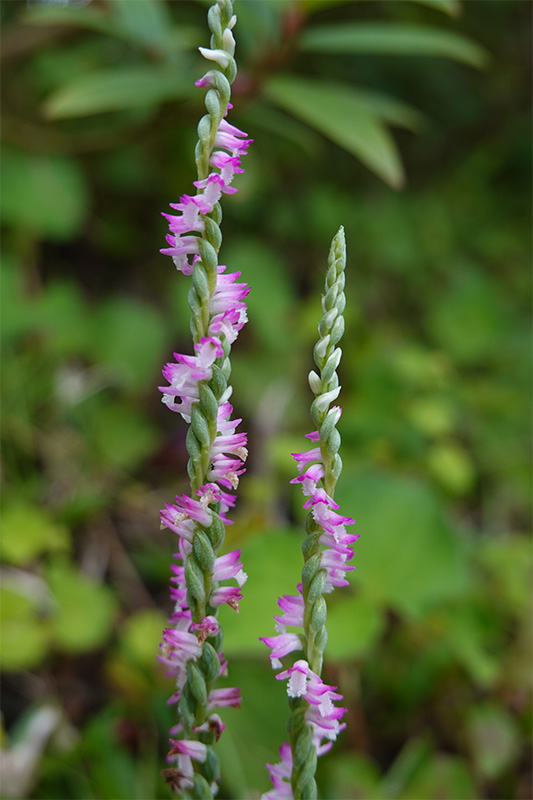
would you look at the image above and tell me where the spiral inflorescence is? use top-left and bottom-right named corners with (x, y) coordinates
top-left (157, 1), bottom-right (251, 796)
top-left (261, 228), bottom-right (357, 800)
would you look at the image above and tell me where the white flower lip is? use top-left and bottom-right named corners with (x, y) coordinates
top-left (198, 46), bottom-right (231, 69)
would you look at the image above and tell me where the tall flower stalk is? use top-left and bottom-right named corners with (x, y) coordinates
top-left (261, 228), bottom-right (358, 800)
top-left (157, 1), bottom-right (251, 796)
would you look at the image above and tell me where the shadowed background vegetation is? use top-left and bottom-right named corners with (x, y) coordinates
top-left (1, 0), bottom-right (531, 798)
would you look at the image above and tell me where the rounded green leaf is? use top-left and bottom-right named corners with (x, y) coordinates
top-left (0, 505), bottom-right (70, 566)
top-left (48, 562), bottom-right (117, 653)
top-left (119, 609), bottom-right (167, 668)
top-left (336, 468), bottom-right (471, 616)
top-left (0, 587), bottom-right (52, 670)
top-left (427, 441), bottom-right (475, 495)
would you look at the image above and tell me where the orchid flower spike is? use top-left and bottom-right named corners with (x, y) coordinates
top-left (156, 1), bottom-right (251, 797)
top-left (261, 228), bottom-right (357, 799)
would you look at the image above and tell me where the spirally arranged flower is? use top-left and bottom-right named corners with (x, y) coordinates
top-left (261, 228), bottom-right (358, 800)
top-left (157, 1), bottom-right (251, 797)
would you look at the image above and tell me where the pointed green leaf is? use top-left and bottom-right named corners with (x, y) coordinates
top-left (407, 0), bottom-right (462, 16)
top-left (325, 86), bottom-right (425, 131)
top-left (23, 4), bottom-right (117, 37)
top-left (300, 23), bottom-right (489, 69)
top-left (44, 67), bottom-right (192, 119)
top-left (109, 0), bottom-right (173, 50)
top-left (265, 76), bottom-right (405, 188)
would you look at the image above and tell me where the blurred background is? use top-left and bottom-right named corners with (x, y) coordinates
top-left (1, 0), bottom-right (531, 798)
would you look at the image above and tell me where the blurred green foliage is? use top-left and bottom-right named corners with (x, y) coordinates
top-left (0, 0), bottom-right (531, 798)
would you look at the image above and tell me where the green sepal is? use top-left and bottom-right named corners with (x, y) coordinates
top-left (305, 514), bottom-right (321, 535)
top-left (221, 357), bottom-right (232, 382)
top-left (319, 307), bottom-right (337, 337)
top-left (199, 383), bottom-right (219, 438)
top-left (323, 285), bottom-right (338, 312)
top-left (208, 4), bottom-right (223, 39)
top-left (321, 348), bottom-right (342, 386)
top-left (207, 515), bottom-right (225, 551)
top-left (208, 201), bottom-right (223, 226)
top-left (331, 453), bottom-right (343, 482)
top-left (188, 283), bottom-right (202, 315)
top-left (192, 773), bottom-right (213, 800)
top-left (187, 457), bottom-right (197, 486)
top-left (288, 697), bottom-right (307, 738)
top-left (310, 595), bottom-right (327, 634)
top-left (187, 659), bottom-right (208, 707)
top-left (198, 238), bottom-right (218, 273)
top-left (202, 748), bottom-right (220, 784)
top-left (186, 426), bottom-right (203, 463)
top-left (301, 553), bottom-right (320, 596)
top-left (201, 641), bottom-right (221, 685)
top-left (226, 59), bottom-right (237, 85)
top-left (306, 569), bottom-right (327, 607)
top-left (186, 429), bottom-right (204, 489)
top-left (197, 114), bottom-right (213, 150)
top-left (323, 428), bottom-right (341, 461)
top-left (302, 532), bottom-right (321, 561)
top-left (186, 556), bottom-right (206, 605)
top-left (209, 364), bottom-right (227, 400)
top-left (191, 404), bottom-right (210, 449)
top-left (310, 399), bottom-right (326, 428)
top-left (205, 87), bottom-right (222, 123)
top-left (212, 73), bottom-right (231, 108)
top-left (293, 723), bottom-right (314, 769)
top-left (212, 628), bottom-right (223, 653)
top-left (179, 684), bottom-right (196, 732)
top-left (193, 529), bottom-right (215, 572)
top-left (314, 626), bottom-right (328, 656)
top-left (192, 264), bottom-right (210, 302)
top-left (330, 315), bottom-right (345, 346)
top-left (204, 217), bottom-right (222, 255)
top-left (294, 772), bottom-right (318, 800)
top-left (318, 408), bottom-right (337, 445)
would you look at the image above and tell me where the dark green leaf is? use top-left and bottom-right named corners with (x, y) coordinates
top-left (88, 296), bottom-right (169, 390)
top-left (300, 23), bottom-right (489, 69)
top-left (0, 147), bottom-right (88, 239)
top-left (109, 0), bottom-right (173, 51)
top-left (23, 4), bottom-right (117, 37)
top-left (400, 754), bottom-right (477, 799)
top-left (265, 76), bottom-right (405, 188)
top-left (407, 0), bottom-right (462, 15)
top-left (44, 66), bottom-right (192, 119)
